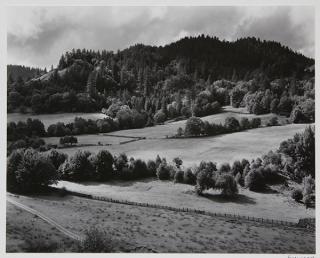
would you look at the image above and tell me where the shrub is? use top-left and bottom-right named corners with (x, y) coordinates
top-left (61, 150), bottom-right (94, 181)
top-left (224, 117), bottom-right (240, 132)
top-left (291, 189), bottom-right (303, 202)
top-left (244, 168), bottom-right (265, 191)
top-left (174, 170), bottom-right (184, 183)
top-left (250, 118), bottom-right (261, 128)
top-left (219, 163), bottom-right (231, 173)
top-left (78, 227), bottom-right (114, 253)
top-left (215, 174), bottom-right (238, 196)
top-left (303, 194), bottom-right (314, 208)
top-left (91, 150), bottom-right (114, 181)
top-left (302, 175), bottom-right (315, 196)
top-left (240, 117), bottom-right (251, 130)
top-left (47, 150), bottom-right (68, 170)
top-left (156, 162), bottom-right (171, 180)
top-left (231, 160), bottom-right (242, 176)
top-left (114, 153), bottom-right (128, 174)
top-left (267, 116), bottom-right (279, 126)
top-left (59, 136), bottom-right (78, 145)
top-left (153, 110), bottom-right (166, 124)
top-left (24, 239), bottom-right (58, 252)
top-left (195, 170), bottom-right (215, 195)
top-left (173, 157), bottom-right (183, 168)
top-left (185, 117), bottom-right (204, 136)
top-left (147, 160), bottom-right (157, 177)
top-left (183, 168), bottom-right (196, 185)
top-left (235, 172), bottom-right (244, 186)
top-left (130, 159), bottom-right (149, 179)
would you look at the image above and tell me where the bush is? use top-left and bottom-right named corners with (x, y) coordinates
top-left (291, 189), bottom-right (303, 202)
top-left (173, 157), bottom-right (183, 168)
top-left (231, 160), bottom-right (243, 176)
top-left (174, 170), bottom-right (184, 183)
top-left (215, 174), bottom-right (238, 196)
top-left (78, 227), bottom-right (114, 253)
top-left (185, 117), bottom-right (204, 136)
top-left (147, 160), bottom-right (157, 177)
top-left (244, 168), bottom-right (265, 191)
top-left (219, 163), bottom-right (231, 173)
top-left (240, 117), bottom-right (251, 130)
top-left (224, 117), bottom-right (240, 132)
top-left (130, 159), bottom-right (149, 179)
top-left (195, 170), bottom-right (215, 195)
top-left (267, 116), bottom-right (279, 126)
top-left (7, 149), bottom-right (58, 193)
top-left (183, 168), bottom-right (196, 185)
top-left (24, 239), bottom-right (58, 252)
top-left (303, 194), bottom-right (314, 208)
top-left (60, 136), bottom-right (78, 145)
top-left (250, 118), bottom-right (261, 128)
top-left (61, 150), bottom-right (94, 181)
top-left (156, 163), bottom-right (170, 180)
top-left (47, 150), bottom-right (68, 170)
top-left (153, 110), bottom-right (166, 124)
top-left (91, 150), bottom-right (114, 181)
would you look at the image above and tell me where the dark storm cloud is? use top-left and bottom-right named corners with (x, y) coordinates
top-left (7, 6), bottom-right (314, 69)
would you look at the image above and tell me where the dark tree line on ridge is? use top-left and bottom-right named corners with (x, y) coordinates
top-left (8, 36), bottom-right (314, 128)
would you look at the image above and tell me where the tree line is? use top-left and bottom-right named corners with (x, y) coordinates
top-left (7, 126), bottom-right (314, 206)
top-left (176, 116), bottom-right (264, 137)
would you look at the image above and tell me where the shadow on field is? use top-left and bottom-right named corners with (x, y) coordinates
top-left (202, 193), bottom-right (256, 205)
top-left (80, 178), bottom-right (157, 187)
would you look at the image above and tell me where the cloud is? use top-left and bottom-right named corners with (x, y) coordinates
top-left (7, 6), bottom-right (314, 69)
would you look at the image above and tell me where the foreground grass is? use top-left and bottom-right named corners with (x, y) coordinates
top-left (6, 202), bottom-right (77, 252)
top-left (7, 193), bottom-right (315, 253)
top-left (56, 179), bottom-right (314, 222)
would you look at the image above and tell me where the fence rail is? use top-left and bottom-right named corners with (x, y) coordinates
top-left (57, 188), bottom-right (312, 229)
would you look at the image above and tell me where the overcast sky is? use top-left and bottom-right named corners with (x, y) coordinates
top-left (7, 6), bottom-right (314, 69)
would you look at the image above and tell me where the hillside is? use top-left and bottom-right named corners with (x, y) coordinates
top-left (7, 65), bottom-right (46, 82)
top-left (7, 36), bottom-right (314, 126)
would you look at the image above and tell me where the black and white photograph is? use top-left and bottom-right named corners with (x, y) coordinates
top-left (3, 1), bottom-right (317, 256)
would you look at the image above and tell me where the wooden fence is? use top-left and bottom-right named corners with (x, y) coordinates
top-left (60, 188), bottom-right (311, 229)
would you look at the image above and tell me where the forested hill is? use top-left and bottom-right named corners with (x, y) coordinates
top-left (7, 65), bottom-right (46, 82)
top-left (58, 35), bottom-right (314, 81)
top-left (7, 35), bottom-right (314, 118)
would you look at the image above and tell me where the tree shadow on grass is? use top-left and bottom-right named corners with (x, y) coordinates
top-left (80, 177), bottom-right (157, 187)
top-left (202, 193), bottom-right (256, 205)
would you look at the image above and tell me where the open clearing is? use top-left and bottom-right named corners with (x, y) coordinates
top-left (55, 179), bottom-right (314, 222)
top-left (94, 106), bottom-right (289, 139)
top-left (7, 193), bottom-right (315, 253)
top-left (7, 112), bottom-right (105, 129)
top-left (52, 123), bottom-right (309, 167)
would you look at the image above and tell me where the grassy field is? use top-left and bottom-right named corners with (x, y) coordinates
top-left (95, 106), bottom-right (289, 139)
top-left (7, 112), bottom-right (106, 129)
top-left (55, 179), bottom-right (314, 222)
top-left (51, 123), bottom-right (309, 167)
top-left (6, 193), bottom-right (315, 253)
top-left (44, 134), bottom-right (125, 146)
top-left (6, 201), bottom-right (77, 252)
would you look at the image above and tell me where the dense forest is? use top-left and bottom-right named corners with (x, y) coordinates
top-left (7, 65), bottom-right (46, 82)
top-left (7, 36), bottom-right (315, 127)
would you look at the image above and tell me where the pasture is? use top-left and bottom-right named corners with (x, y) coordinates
top-left (7, 194), bottom-right (315, 253)
top-left (55, 179), bottom-right (314, 222)
top-left (51, 123), bottom-right (309, 167)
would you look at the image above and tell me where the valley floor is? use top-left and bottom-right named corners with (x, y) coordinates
top-left (6, 193), bottom-right (315, 253)
top-left (55, 179), bottom-right (314, 222)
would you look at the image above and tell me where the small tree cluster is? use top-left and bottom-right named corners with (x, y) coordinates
top-left (59, 136), bottom-right (78, 146)
top-left (7, 148), bottom-right (58, 193)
